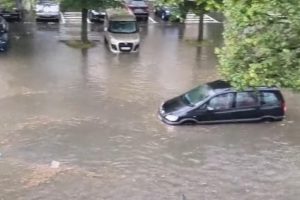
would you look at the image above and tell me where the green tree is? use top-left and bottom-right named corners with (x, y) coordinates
top-left (217, 0), bottom-right (300, 90)
top-left (161, 0), bottom-right (223, 41)
top-left (0, 0), bottom-right (16, 9)
top-left (61, 0), bottom-right (121, 42)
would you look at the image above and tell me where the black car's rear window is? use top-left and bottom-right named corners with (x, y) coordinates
top-left (260, 91), bottom-right (281, 106)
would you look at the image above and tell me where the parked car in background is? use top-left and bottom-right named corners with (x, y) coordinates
top-left (0, 16), bottom-right (8, 33)
top-left (154, 4), bottom-right (181, 22)
top-left (35, 0), bottom-right (60, 22)
top-left (104, 8), bottom-right (140, 53)
top-left (88, 8), bottom-right (106, 23)
top-left (0, 4), bottom-right (23, 21)
top-left (124, 0), bottom-right (149, 21)
top-left (159, 80), bottom-right (286, 125)
top-left (0, 32), bottom-right (8, 51)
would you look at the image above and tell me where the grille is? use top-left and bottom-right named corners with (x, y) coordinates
top-left (119, 43), bottom-right (133, 52)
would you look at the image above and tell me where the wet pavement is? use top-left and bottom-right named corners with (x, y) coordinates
top-left (0, 21), bottom-right (300, 200)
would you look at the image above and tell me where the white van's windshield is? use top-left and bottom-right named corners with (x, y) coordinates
top-left (108, 21), bottom-right (137, 34)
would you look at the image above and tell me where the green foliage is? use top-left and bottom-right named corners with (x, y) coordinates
top-left (217, 0), bottom-right (300, 90)
top-left (0, 0), bottom-right (16, 9)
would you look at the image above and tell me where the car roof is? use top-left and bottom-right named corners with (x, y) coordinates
top-left (106, 8), bottom-right (136, 21)
top-left (206, 80), bottom-right (280, 94)
top-left (207, 80), bottom-right (231, 90)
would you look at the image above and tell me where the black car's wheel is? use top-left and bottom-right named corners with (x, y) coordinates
top-left (263, 116), bottom-right (283, 122)
top-left (181, 120), bottom-right (197, 125)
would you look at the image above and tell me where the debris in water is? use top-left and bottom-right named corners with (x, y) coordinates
top-left (50, 160), bottom-right (60, 169)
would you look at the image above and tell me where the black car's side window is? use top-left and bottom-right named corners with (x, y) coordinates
top-left (209, 93), bottom-right (234, 111)
top-left (260, 92), bottom-right (280, 107)
top-left (235, 92), bottom-right (258, 108)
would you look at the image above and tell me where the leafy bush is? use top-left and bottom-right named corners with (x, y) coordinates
top-left (217, 0), bottom-right (300, 90)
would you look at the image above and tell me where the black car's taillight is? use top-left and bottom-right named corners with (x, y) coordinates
top-left (282, 101), bottom-right (287, 112)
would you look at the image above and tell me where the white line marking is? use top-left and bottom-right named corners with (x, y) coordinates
top-left (205, 15), bottom-right (220, 23)
top-left (148, 17), bottom-right (158, 24)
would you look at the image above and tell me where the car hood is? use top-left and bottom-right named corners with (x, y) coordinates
top-left (161, 96), bottom-right (190, 114)
top-left (109, 33), bottom-right (139, 42)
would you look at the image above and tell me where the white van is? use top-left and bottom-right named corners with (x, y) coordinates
top-left (104, 8), bottom-right (140, 53)
top-left (35, 0), bottom-right (60, 22)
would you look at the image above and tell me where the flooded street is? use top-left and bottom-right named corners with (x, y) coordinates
top-left (0, 22), bottom-right (300, 199)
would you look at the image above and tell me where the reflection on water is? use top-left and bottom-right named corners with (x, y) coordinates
top-left (0, 22), bottom-right (300, 200)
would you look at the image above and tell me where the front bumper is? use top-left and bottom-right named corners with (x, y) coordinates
top-left (36, 14), bottom-right (60, 20)
top-left (158, 110), bottom-right (181, 125)
top-left (109, 42), bottom-right (140, 53)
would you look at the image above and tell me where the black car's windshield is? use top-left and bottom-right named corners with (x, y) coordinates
top-left (109, 21), bottom-right (137, 34)
top-left (183, 85), bottom-right (211, 106)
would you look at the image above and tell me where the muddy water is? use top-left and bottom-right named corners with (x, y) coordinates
top-left (0, 22), bottom-right (300, 200)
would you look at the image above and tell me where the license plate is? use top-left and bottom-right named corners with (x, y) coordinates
top-left (134, 9), bottom-right (143, 13)
top-left (3, 14), bottom-right (11, 17)
top-left (121, 47), bottom-right (131, 50)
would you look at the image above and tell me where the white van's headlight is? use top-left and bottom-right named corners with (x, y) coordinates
top-left (165, 115), bottom-right (179, 122)
top-left (110, 37), bottom-right (118, 45)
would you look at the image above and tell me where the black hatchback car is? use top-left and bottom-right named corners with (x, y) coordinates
top-left (159, 80), bottom-right (286, 125)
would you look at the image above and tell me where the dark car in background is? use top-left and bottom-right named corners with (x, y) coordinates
top-left (0, 16), bottom-right (8, 33)
top-left (88, 8), bottom-right (106, 23)
top-left (0, 33), bottom-right (8, 51)
top-left (0, 6), bottom-right (23, 21)
top-left (159, 80), bottom-right (286, 125)
top-left (124, 0), bottom-right (149, 21)
top-left (154, 4), bottom-right (181, 22)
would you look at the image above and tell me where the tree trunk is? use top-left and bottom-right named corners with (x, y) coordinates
top-left (197, 11), bottom-right (204, 41)
top-left (81, 8), bottom-right (88, 42)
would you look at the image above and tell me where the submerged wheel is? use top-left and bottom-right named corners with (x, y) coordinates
top-left (181, 120), bottom-right (196, 125)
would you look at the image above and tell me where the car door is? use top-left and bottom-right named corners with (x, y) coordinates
top-left (231, 91), bottom-right (260, 121)
top-left (201, 92), bottom-right (235, 122)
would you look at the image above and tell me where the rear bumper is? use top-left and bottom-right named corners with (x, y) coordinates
top-left (0, 13), bottom-right (22, 20)
top-left (133, 13), bottom-right (149, 18)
